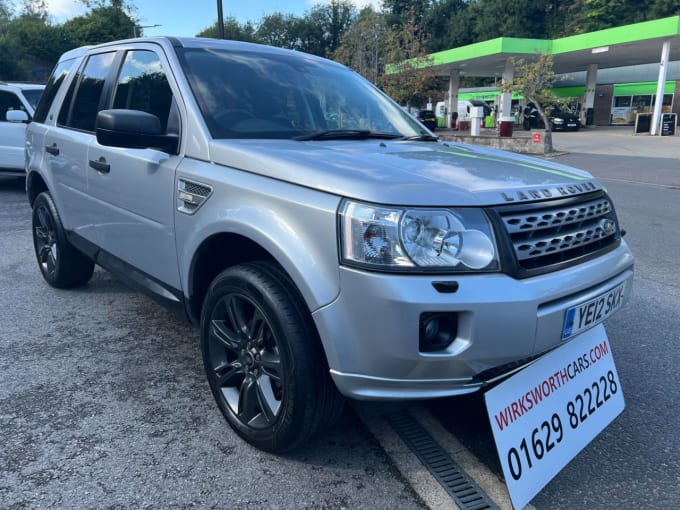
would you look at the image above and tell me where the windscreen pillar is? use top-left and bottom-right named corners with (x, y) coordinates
top-left (447, 69), bottom-right (460, 128)
top-left (500, 60), bottom-right (514, 118)
top-left (582, 64), bottom-right (598, 126)
top-left (651, 40), bottom-right (671, 136)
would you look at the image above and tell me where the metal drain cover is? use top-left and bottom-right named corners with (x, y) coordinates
top-left (385, 410), bottom-right (499, 510)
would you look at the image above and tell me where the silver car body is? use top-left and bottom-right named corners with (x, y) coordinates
top-left (26, 38), bottom-right (634, 401)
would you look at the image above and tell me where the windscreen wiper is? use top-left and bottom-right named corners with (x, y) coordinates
top-left (293, 130), bottom-right (402, 141)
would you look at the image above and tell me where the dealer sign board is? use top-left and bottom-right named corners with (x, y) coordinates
top-left (484, 324), bottom-right (624, 509)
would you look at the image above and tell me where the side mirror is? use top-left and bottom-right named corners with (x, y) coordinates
top-left (6, 109), bottom-right (30, 123)
top-left (96, 109), bottom-right (179, 154)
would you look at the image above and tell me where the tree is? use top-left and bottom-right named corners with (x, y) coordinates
top-left (334, 7), bottom-right (387, 84)
top-left (502, 53), bottom-right (559, 152)
top-left (313, 0), bottom-right (355, 56)
top-left (649, 0), bottom-right (680, 18)
top-left (382, 0), bottom-right (430, 29)
top-left (196, 16), bottom-right (256, 41)
top-left (422, 0), bottom-right (474, 52)
top-left (63, 5), bottom-right (136, 46)
top-left (469, 0), bottom-right (552, 40)
top-left (581, 0), bottom-right (644, 31)
top-left (380, 12), bottom-right (436, 108)
top-left (255, 13), bottom-right (299, 49)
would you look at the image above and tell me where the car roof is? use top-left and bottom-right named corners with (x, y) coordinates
top-left (79, 36), bottom-right (334, 64)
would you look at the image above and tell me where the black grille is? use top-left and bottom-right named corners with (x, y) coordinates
top-left (492, 192), bottom-right (621, 277)
top-left (181, 180), bottom-right (211, 197)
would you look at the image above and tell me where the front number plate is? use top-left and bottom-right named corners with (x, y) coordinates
top-left (484, 325), bottom-right (624, 509)
top-left (562, 283), bottom-right (625, 341)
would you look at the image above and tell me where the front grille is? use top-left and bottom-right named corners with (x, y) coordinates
top-left (494, 192), bottom-right (620, 277)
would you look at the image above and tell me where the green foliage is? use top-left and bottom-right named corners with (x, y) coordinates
top-left (63, 6), bottom-right (136, 46)
top-left (252, 1), bottom-right (355, 57)
top-left (423, 0), bottom-right (474, 52)
top-left (197, 16), bottom-right (257, 41)
top-left (581, 0), bottom-right (645, 31)
top-left (383, 0), bottom-right (430, 28)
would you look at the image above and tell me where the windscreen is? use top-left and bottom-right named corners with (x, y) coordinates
top-left (177, 47), bottom-right (425, 140)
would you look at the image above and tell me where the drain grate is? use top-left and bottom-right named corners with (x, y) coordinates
top-left (385, 411), bottom-right (499, 510)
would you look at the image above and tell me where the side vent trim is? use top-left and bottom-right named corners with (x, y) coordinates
top-left (177, 178), bottom-right (213, 215)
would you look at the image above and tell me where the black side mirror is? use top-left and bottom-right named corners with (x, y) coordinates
top-left (96, 109), bottom-right (179, 154)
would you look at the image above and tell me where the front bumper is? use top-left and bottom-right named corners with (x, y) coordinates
top-left (312, 241), bottom-right (634, 401)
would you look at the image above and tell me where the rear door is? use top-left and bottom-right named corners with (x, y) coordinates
top-left (86, 45), bottom-right (183, 290)
top-left (43, 50), bottom-right (117, 241)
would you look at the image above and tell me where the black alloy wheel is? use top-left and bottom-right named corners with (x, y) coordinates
top-left (201, 262), bottom-right (343, 452)
top-left (207, 291), bottom-right (284, 430)
top-left (34, 200), bottom-right (59, 280)
top-left (32, 192), bottom-right (94, 288)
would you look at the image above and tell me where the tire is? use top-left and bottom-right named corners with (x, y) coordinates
top-left (200, 261), bottom-right (344, 452)
top-left (523, 119), bottom-right (531, 131)
top-left (32, 192), bottom-right (94, 288)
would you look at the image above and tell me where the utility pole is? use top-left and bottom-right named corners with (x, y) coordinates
top-left (217, 0), bottom-right (225, 39)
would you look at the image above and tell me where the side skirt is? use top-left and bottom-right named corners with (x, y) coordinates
top-left (67, 231), bottom-right (192, 323)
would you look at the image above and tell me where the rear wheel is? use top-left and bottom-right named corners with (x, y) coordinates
top-left (523, 118), bottom-right (532, 131)
top-left (32, 192), bottom-right (94, 288)
top-left (200, 262), bottom-right (343, 452)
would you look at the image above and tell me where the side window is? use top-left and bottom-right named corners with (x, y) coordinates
top-left (0, 91), bottom-right (25, 122)
top-left (112, 50), bottom-right (173, 132)
top-left (33, 59), bottom-right (75, 124)
top-left (63, 51), bottom-right (116, 132)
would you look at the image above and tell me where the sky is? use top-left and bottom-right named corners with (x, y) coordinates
top-left (35, 0), bottom-right (382, 37)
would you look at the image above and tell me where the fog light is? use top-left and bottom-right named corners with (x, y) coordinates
top-left (419, 312), bottom-right (458, 352)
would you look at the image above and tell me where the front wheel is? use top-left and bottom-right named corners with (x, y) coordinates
top-left (32, 192), bottom-right (94, 288)
top-left (523, 118), bottom-right (532, 131)
top-left (200, 262), bottom-right (343, 452)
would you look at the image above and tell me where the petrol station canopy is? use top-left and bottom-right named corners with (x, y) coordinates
top-left (425, 16), bottom-right (680, 77)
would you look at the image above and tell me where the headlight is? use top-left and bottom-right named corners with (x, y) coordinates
top-left (552, 118), bottom-right (564, 124)
top-left (340, 200), bottom-right (499, 272)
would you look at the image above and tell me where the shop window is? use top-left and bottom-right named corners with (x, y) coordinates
top-left (613, 96), bottom-right (631, 107)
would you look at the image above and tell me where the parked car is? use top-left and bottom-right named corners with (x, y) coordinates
top-left (0, 82), bottom-right (44, 175)
top-left (523, 104), bottom-right (581, 131)
top-left (416, 109), bottom-right (437, 131)
top-left (26, 38), bottom-right (633, 453)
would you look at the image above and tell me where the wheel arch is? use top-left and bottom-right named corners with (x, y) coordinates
top-left (186, 231), bottom-right (338, 333)
top-left (26, 171), bottom-right (49, 207)
top-left (187, 233), bottom-right (276, 324)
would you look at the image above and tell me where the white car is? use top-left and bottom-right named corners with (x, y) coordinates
top-left (0, 82), bottom-right (44, 175)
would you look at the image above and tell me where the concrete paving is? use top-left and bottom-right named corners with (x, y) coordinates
top-left (551, 125), bottom-right (679, 159)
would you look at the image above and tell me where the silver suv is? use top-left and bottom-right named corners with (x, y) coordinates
top-left (1, 82), bottom-right (44, 175)
top-left (26, 37), bottom-right (634, 452)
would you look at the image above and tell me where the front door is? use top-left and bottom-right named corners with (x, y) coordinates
top-left (86, 46), bottom-right (182, 290)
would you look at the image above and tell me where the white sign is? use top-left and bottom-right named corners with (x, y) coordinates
top-left (484, 325), bottom-right (625, 509)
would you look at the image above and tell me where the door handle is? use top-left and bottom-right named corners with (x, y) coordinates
top-left (89, 157), bottom-right (110, 174)
top-left (45, 144), bottom-right (59, 156)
